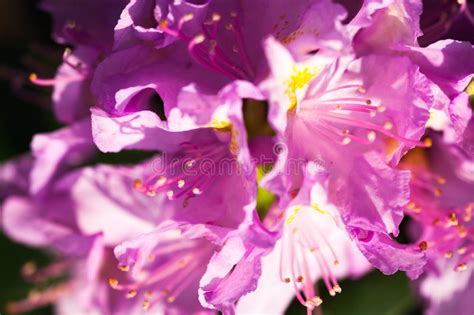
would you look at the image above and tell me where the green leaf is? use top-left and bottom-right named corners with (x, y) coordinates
top-left (256, 165), bottom-right (276, 219)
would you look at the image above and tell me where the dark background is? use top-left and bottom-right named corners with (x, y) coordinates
top-left (0, 1), bottom-right (423, 314)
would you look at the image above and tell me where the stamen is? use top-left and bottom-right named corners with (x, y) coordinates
top-left (143, 299), bottom-right (150, 311)
top-left (419, 241), bottom-right (428, 251)
top-left (160, 10), bottom-right (254, 80)
top-left (227, 13), bottom-right (255, 77)
top-left (383, 121), bottom-right (393, 130)
top-left (281, 207), bottom-right (343, 310)
top-left (134, 143), bottom-right (228, 202)
top-left (423, 137), bottom-right (433, 148)
top-left (462, 0), bottom-right (474, 24)
top-left (448, 212), bottom-right (458, 226)
top-left (455, 263), bottom-right (468, 272)
top-left (61, 48), bottom-right (89, 75)
top-left (20, 261), bottom-right (69, 283)
top-left (367, 131), bottom-right (376, 143)
top-left (179, 13), bottom-right (195, 29)
top-left (133, 179), bottom-right (143, 190)
top-left (159, 20), bottom-right (180, 37)
top-left (22, 261), bottom-right (37, 278)
top-left (458, 246), bottom-right (467, 254)
top-left (341, 137), bottom-right (352, 145)
top-left (407, 168), bottom-right (474, 275)
top-left (406, 202), bottom-right (416, 210)
top-left (212, 13), bottom-right (221, 22)
top-left (6, 283), bottom-right (71, 314)
top-left (300, 83), bottom-right (430, 149)
top-left (110, 242), bottom-right (212, 312)
top-left (288, 236), bottom-right (308, 306)
top-left (433, 188), bottom-right (443, 197)
top-left (108, 277), bottom-right (119, 289)
top-left (157, 176), bottom-right (167, 186)
top-left (29, 73), bottom-right (56, 86)
top-left (208, 39), bottom-right (248, 78)
top-left (304, 296), bottom-right (323, 308)
top-left (357, 86), bottom-right (367, 94)
top-left (458, 226), bottom-right (468, 238)
top-left (65, 20), bottom-right (76, 28)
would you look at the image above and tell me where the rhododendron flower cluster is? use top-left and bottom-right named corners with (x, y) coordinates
top-left (1, 0), bottom-right (473, 314)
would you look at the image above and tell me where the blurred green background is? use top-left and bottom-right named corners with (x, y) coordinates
top-left (0, 1), bottom-right (423, 314)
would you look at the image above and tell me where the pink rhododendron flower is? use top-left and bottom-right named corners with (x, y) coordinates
top-left (400, 134), bottom-right (474, 314)
top-left (1, 0), bottom-right (474, 314)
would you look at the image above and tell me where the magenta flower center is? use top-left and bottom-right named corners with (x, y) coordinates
top-left (160, 11), bottom-right (255, 80)
top-left (110, 239), bottom-right (213, 311)
top-left (134, 142), bottom-right (230, 205)
top-left (407, 169), bottom-right (474, 272)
